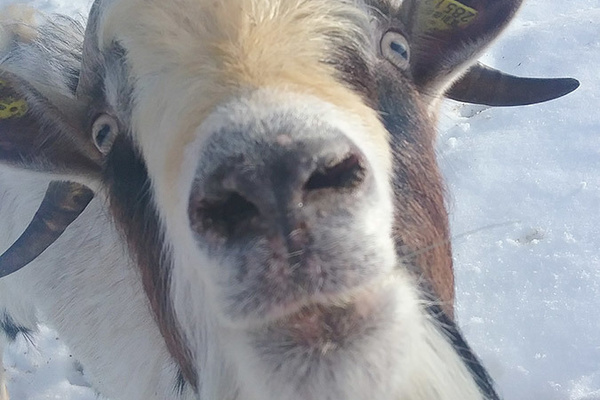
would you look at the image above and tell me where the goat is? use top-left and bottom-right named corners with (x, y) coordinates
top-left (0, 1), bottom-right (578, 399)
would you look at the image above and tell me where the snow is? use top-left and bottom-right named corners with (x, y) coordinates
top-left (442, 3), bottom-right (600, 399)
top-left (1, 0), bottom-right (599, 399)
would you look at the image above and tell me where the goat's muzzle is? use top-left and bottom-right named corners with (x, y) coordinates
top-left (188, 133), bottom-right (367, 244)
top-left (184, 105), bottom-right (394, 326)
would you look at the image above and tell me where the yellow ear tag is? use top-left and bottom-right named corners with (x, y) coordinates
top-left (0, 79), bottom-right (29, 119)
top-left (421, 0), bottom-right (478, 31)
top-left (0, 98), bottom-right (28, 119)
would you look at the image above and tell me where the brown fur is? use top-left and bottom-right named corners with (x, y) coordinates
top-left (376, 67), bottom-right (455, 317)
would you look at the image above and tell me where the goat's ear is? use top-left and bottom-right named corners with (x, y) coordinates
top-left (0, 70), bottom-right (101, 278)
top-left (400, 0), bottom-right (523, 91)
top-left (0, 69), bottom-right (102, 179)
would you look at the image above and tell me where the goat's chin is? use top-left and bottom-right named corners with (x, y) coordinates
top-left (254, 281), bottom-right (394, 350)
top-left (223, 276), bottom-right (424, 400)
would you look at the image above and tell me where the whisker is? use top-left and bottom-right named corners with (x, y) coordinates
top-left (398, 220), bottom-right (520, 262)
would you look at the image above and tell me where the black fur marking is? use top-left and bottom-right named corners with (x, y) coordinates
top-left (425, 302), bottom-right (501, 400)
top-left (103, 135), bottom-right (198, 392)
top-left (1, 312), bottom-right (34, 343)
top-left (326, 42), bottom-right (377, 107)
top-left (174, 369), bottom-right (187, 395)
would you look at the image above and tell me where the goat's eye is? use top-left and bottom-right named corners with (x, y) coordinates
top-left (92, 114), bottom-right (119, 154)
top-left (381, 31), bottom-right (410, 70)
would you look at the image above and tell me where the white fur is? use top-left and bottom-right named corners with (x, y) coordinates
top-left (0, 169), bottom-right (195, 400)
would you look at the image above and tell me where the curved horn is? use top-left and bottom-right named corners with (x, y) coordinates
top-left (0, 181), bottom-right (94, 278)
top-left (446, 62), bottom-right (580, 106)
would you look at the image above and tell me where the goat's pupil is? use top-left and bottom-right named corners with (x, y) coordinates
top-left (391, 41), bottom-right (408, 59)
top-left (96, 124), bottom-right (111, 146)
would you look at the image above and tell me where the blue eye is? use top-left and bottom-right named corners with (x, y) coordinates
top-left (381, 31), bottom-right (410, 70)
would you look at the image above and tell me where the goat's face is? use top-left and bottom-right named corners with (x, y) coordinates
top-left (110, 0), bottom-right (397, 322)
top-left (98, 3), bottom-right (418, 394)
top-left (0, 0), bottom-right (579, 398)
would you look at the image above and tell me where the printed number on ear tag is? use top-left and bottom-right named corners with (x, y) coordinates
top-left (422, 0), bottom-right (478, 31)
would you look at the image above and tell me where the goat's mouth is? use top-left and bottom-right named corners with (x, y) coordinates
top-left (254, 283), bottom-right (389, 350)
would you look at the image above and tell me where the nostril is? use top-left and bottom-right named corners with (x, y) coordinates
top-left (304, 153), bottom-right (366, 191)
top-left (189, 192), bottom-right (259, 238)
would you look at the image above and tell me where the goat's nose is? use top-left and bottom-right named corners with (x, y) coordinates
top-left (188, 134), bottom-right (368, 241)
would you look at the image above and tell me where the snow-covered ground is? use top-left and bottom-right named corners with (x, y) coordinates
top-left (1, 0), bottom-right (599, 399)
top-left (445, 3), bottom-right (600, 399)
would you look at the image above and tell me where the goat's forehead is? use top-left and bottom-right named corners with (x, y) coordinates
top-left (97, 0), bottom-right (373, 84)
top-left (98, 0), bottom-right (372, 38)
top-left (98, 0), bottom-right (382, 139)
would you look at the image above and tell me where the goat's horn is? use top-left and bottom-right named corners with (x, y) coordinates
top-left (446, 62), bottom-right (580, 106)
top-left (0, 181), bottom-right (94, 278)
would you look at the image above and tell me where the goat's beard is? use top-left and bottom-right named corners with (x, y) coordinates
top-left (221, 274), bottom-right (423, 400)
